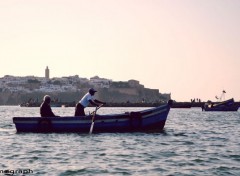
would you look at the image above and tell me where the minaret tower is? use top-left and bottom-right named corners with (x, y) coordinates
top-left (45, 66), bottom-right (49, 79)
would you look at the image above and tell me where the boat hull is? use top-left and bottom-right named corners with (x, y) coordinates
top-left (13, 102), bottom-right (172, 133)
top-left (202, 98), bottom-right (239, 111)
top-left (203, 106), bottom-right (239, 111)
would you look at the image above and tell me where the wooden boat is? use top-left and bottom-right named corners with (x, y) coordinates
top-left (202, 98), bottom-right (239, 111)
top-left (13, 100), bottom-right (173, 133)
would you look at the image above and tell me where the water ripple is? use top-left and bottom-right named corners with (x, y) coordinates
top-left (0, 107), bottom-right (240, 175)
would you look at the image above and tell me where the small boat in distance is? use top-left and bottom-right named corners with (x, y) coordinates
top-left (202, 98), bottom-right (239, 111)
top-left (13, 100), bottom-right (173, 133)
top-left (202, 90), bottom-right (239, 111)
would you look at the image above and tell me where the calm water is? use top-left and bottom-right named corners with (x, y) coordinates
top-left (0, 106), bottom-right (240, 176)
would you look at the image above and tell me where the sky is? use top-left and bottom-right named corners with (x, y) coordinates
top-left (0, 0), bottom-right (240, 102)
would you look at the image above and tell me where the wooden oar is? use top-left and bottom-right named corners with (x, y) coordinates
top-left (89, 104), bottom-right (103, 134)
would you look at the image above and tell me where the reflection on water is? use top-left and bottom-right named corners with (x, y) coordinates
top-left (0, 106), bottom-right (240, 175)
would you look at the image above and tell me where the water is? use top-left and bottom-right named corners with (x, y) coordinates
top-left (0, 106), bottom-right (240, 176)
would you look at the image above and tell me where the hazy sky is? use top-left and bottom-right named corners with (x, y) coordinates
top-left (1, 0), bottom-right (240, 101)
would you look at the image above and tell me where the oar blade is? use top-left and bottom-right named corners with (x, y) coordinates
top-left (89, 122), bottom-right (94, 134)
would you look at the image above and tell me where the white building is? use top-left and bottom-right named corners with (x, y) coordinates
top-left (90, 76), bottom-right (112, 88)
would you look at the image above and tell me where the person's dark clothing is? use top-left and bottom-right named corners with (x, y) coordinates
top-left (74, 103), bottom-right (85, 116)
top-left (40, 102), bottom-right (57, 117)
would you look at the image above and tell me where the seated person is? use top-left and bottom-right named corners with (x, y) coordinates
top-left (40, 95), bottom-right (59, 117)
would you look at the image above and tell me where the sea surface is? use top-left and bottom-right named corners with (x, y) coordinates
top-left (0, 106), bottom-right (240, 176)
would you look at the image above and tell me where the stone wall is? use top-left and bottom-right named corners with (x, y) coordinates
top-left (0, 87), bottom-right (170, 105)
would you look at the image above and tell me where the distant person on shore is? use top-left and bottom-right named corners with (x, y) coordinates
top-left (75, 88), bottom-right (106, 116)
top-left (40, 95), bottom-right (59, 117)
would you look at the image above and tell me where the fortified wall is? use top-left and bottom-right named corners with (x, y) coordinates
top-left (0, 76), bottom-right (170, 105)
top-left (0, 87), bottom-right (170, 106)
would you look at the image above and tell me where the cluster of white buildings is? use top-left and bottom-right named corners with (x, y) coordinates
top-left (0, 67), bottom-right (112, 93)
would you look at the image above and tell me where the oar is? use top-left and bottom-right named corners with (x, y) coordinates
top-left (89, 104), bottom-right (103, 134)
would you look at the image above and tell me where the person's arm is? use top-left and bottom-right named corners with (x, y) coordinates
top-left (40, 102), bottom-right (59, 117)
top-left (95, 99), bottom-right (106, 105)
top-left (89, 99), bottom-right (99, 106)
top-left (47, 105), bottom-right (60, 117)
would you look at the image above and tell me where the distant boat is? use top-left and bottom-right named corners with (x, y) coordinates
top-left (13, 100), bottom-right (173, 133)
top-left (202, 98), bottom-right (239, 111)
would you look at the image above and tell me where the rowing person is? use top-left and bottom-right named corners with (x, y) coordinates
top-left (74, 88), bottom-right (106, 116)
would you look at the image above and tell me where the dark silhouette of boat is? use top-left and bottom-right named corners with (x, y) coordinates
top-left (202, 98), bottom-right (239, 111)
top-left (13, 100), bottom-right (173, 133)
top-left (202, 90), bottom-right (239, 111)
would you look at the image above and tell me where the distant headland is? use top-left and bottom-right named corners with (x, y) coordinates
top-left (0, 67), bottom-right (171, 106)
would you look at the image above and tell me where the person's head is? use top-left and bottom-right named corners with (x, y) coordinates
top-left (89, 88), bottom-right (97, 95)
top-left (43, 95), bottom-right (51, 104)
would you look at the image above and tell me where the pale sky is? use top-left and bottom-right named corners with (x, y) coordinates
top-left (0, 0), bottom-right (240, 102)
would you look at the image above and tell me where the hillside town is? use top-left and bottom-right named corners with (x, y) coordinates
top-left (0, 67), bottom-right (171, 106)
top-left (0, 67), bottom-right (112, 93)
